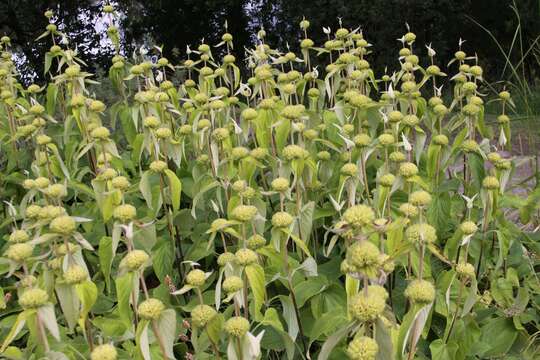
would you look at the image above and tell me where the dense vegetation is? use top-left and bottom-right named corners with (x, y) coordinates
top-left (0, 5), bottom-right (539, 360)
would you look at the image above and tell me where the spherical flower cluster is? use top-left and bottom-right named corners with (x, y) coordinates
top-left (404, 279), bottom-right (436, 304)
top-left (231, 147), bottom-right (250, 160)
top-left (378, 133), bottom-right (395, 146)
top-left (5, 243), bottom-right (34, 262)
top-left (271, 177), bottom-right (290, 192)
top-left (191, 304), bottom-right (217, 327)
top-left (349, 290), bottom-right (386, 322)
top-left (399, 162), bottom-right (418, 178)
top-left (138, 298), bottom-right (165, 320)
top-left (282, 144), bottom-right (308, 160)
top-left (113, 204), bottom-right (137, 223)
top-left (235, 248), bottom-right (258, 266)
top-left (346, 336), bottom-right (379, 360)
top-left (399, 203), bottom-right (418, 217)
top-left (111, 176), bottom-right (130, 190)
top-left (247, 234), bottom-right (266, 249)
top-left (64, 265), bottom-right (88, 285)
top-left (378, 174), bottom-right (395, 187)
top-left (461, 139), bottom-right (478, 153)
top-left (433, 134), bottom-right (449, 146)
top-left (90, 344), bottom-right (117, 360)
top-left (460, 221), bottom-right (478, 235)
top-left (186, 269), bottom-right (206, 287)
top-left (456, 262), bottom-right (475, 279)
top-left (121, 250), bottom-right (149, 271)
top-left (19, 288), bottom-right (49, 309)
top-left (405, 223), bottom-right (437, 244)
top-left (343, 205), bottom-right (375, 229)
top-left (217, 252), bottom-right (236, 266)
top-left (224, 316), bottom-right (250, 337)
top-left (149, 160), bottom-right (168, 173)
top-left (231, 205), bottom-right (258, 222)
top-left (482, 176), bottom-right (500, 190)
top-left (409, 190), bottom-right (432, 207)
top-left (91, 126), bottom-right (110, 140)
top-left (9, 229), bottom-right (29, 243)
top-left (271, 211), bottom-right (294, 228)
top-left (341, 163), bottom-right (358, 177)
top-left (346, 241), bottom-right (381, 277)
top-left (354, 134), bottom-right (371, 147)
top-left (251, 147), bottom-right (268, 159)
top-left (212, 127), bottom-right (230, 141)
top-left (223, 276), bottom-right (244, 293)
top-left (281, 104), bottom-right (305, 120)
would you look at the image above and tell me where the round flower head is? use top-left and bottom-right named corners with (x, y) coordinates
top-left (282, 144), bottom-right (308, 161)
top-left (224, 316), bottom-right (250, 337)
top-left (389, 151), bottom-right (406, 163)
top-left (231, 205), bottom-right (258, 222)
top-left (460, 221), bottom-right (477, 235)
top-left (91, 126), bottom-right (110, 140)
top-left (317, 151), bottom-right (331, 161)
top-left (346, 336), bottom-right (379, 360)
top-left (149, 160), bottom-right (168, 173)
top-left (250, 147), bottom-right (268, 160)
top-left (456, 262), bottom-right (475, 279)
top-left (138, 298), bottom-right (165, 320)
top-left (232, 180), bottom-right (247, 193)
top-left (19, 288), bottom-right (49, 309)
top-left (186, 269), bottom-right (206, 287)
top-left (399, 162), bottom-right (418, 178)
top-left (281, 104), bottom-right (305, 120)
top-left (191, 304), bottom-right (217, 328)
top-left (354, 134), bottom-right (371, 147)
top-left (409, 191), bottom-right (432, 207)
top-left (113, 204), bottom-right (137, 223)
top-left (223, 276), bottom-right (244, 293)
top-left (91, 344), bottom-right (117, 360)
top-left (349, 290), bottom-right (386, 322)
top-left (378, 133), bottom-right (395, 146)
top-left (247, 234), bottom-right (266, 250)
top-left (399, 203), bottom-right (418, 217)
top-left (9, 229), bottom-right (29, 243)
top-left (64, 265), bottom-right (87, 285)
top-left (231, 147), bottom-right (250, 161)
top-left (155, 127), bottom-right (172, 139)
top-left (212, 127), bottom-right (230, 141)
top-left (379, 254), bottom-right (395, 273)
top-left (482, 176), bottom-right (500, 190)
top-left (235, 248), bottom-right (258, 266)
top-left (378, 174), bottom-right (395, 188)
top-left (271, 177), bottom-right (290, 192)
top-left (461, 139), bottom-right (478, 153)
top-left (217, 252), bottom-right (235, 266)
top-left (111, 176), bottom-right (130, 190)
top-left (121, 249), bottom-right (149, 271)
top-left (35, 177), bottom-right (50, 188)
top-left (405, 223), bottom-right (437, 245)
top-left (341, 163), bottom-right (358, 177)
top-left (433, 134), bottom-right (449, 146)
top-left (26, 205), bottom-right (42, 219)
top-left (271, 211), bottom-right (294, 228)
top-left (343, 205), bottom-right (375, 229)
top-left (346, 241), bottom-right (381, 277)
top-left (404, 279), bottom-right (435, 304)
top-left (5, 243), bottom-right (33, 262)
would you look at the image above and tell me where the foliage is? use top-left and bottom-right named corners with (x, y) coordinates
top-left (0, 5), bottom-right (539, 360)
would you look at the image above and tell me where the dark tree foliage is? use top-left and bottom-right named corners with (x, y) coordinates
top-left (0, 0), bottom-right (537, 84)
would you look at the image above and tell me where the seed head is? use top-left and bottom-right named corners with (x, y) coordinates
top-left (271, 211), bottom-right (294, 228)
top-left (235, 248), bottom-right (258, 266)
top-left (113, 204), bottom-right (136, 223)
top-left (346, 336), bottom-right (379, 360)
top-left (50, 215), bottom-right (76, 235)
top-left (186, 269), bottom-right (206, 287)
top-left (121, 250), bottom-right (149, 271)
top-left (404, 279), bottom-right (435, 304)
top-left (223, 276), bottom-right (244, 293)
top-left (224, 316), bottom-right (250, 337)
top-left (19, 288), bottom-right (49, 309)
top-left (138, 298), bottom-right (165, 320)
top-left (191, 304), bottom-right (217, 328)
top-left (91, 344), bottom-right (117, 360)
top-left (343, 205), bottom-right (375, 229)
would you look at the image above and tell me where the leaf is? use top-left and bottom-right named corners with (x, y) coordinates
top-left (157, 309), bottom-right (176, 358)
top-left (37, 304), bottom-right (60, 341)
top-left (164, 169), bottom-right (182, 212)
top-left (98, 236), bottom-right (113, 291)
top-left (46, 83), bottom-right (58, 115)
top-left (375, 318), bottom-right (394, 360)
top-left (429, 339), bottom-right (458, 360)
top-left (0, 311), bottom-right (29, 352)
top-left (478, 317), bottom-right (517, 357)
top-left (136, 320), bottom-right (151, 360)
top-left (245, 264), bottom-right (266, 320)
top-left (152, 240), bottom-right (175, 281)
top-left (139, 171), bottom-right (153, 210)
top-left (281, 228), bottom-right (311, 257)
top-left (317, 321), bottom-right (354, 360)
top-left (55, 284), bottom-right (79, 331)
top-left (75, 280), bottom-right (98, 336)
top-left (115, 272), bottom-right (134, 330)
